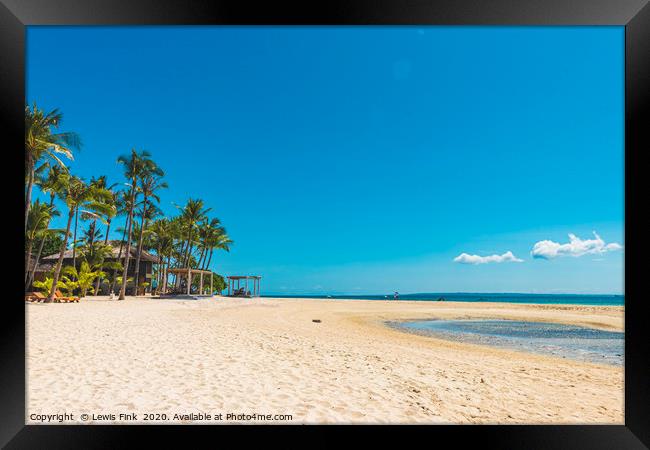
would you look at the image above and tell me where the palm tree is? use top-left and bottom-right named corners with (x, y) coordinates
top-left (195, 218), bottom-right (215, 269)
top-left (167, 216), bottom-right (185, 289)
top-left (132, 171), bottom-right (167, 295)
top-left (76, 223), bottom-right (112, 269)
top-left (75, 177), bottom-right (109, 264)
top-left (149, 218), bottom-right (173, 294)
top-left (116, 149), bottom-right (158, 299)
top-left (45, 174), bottom-right (76, 302)
top-left (196, 218), bottom-right (222, 269)
top-left (25, 104), bottom-right (81, 233)
top-left (109, 189), bottom-right (132, 295)
top-left (26, 166), bottom-right (70, 289)
top-left (46, 177), bottom-right (113, 303)
top-left (176, 198), bottom-right (211, 268)
top-left (205, 226), bottom-right (232, 271)
top-left (86, 176), bottom-right (118, 295)
top-left (71, 204), bottom-right (82, 269)
top-left (25, 200), bottom-right (59, 286)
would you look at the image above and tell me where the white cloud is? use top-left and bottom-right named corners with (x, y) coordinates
top-left (531, 231), bottom-right (622, 260)
top-left (453, 251), bottom-right (524, 265)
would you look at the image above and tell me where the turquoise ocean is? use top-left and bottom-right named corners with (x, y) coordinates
top-left (263, 293), bottom-right (624, 306)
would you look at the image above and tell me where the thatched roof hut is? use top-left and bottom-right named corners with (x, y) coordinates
top-left (41, 240), bottom-right (162, 264)
top-left (30, 241), bottom-right (162, 294)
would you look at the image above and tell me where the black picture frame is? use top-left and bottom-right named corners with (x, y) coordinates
top-left (2, 0), bottom-right (648, 447)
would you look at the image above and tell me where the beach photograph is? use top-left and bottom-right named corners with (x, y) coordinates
top-left (24, 26), bottom-right (624, 425)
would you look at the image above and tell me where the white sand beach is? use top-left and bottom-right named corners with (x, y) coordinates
top-left (26, 296), bottom-right (624, 424)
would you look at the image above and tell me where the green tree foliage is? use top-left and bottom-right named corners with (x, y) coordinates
top-left (62, 262), bottom-right (104, 298)
top-left (25, 103), bottom-right (80, 233)
top-left (25, 105), bottom-right (235, 300)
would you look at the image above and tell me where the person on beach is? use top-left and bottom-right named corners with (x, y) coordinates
top-left (394, 291), bottom-right (399, 300)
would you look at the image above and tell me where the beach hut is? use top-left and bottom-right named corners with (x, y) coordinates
top-left (166, 267), bottom-right (214, 296)
top-left (226, 276), bottom-right (261, 298)
top-left (35, 240), bottom-right (162, 294)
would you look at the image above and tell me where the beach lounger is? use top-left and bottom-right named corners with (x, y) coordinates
top-left (55, 290), bottom-right (80, 303)
top-left (25, 292), bottom-right (46, 302)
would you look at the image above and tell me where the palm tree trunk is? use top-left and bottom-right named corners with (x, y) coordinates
top-left (94, 218), bottom-right (112, 295)
top-left (27, 235), bottom-right (46, 291)
top-left (25, 162), bottom-right (34, 233)
top-left (186, 244), bottom-right (194, 268)
top-left (197, 247), bottom-right (206, 269)
top-left (25, 239), bottom-right (34, 285)
top-left (205, 247), bottom-right (214, 271)
top-left (110, 217), bottom-right (128, 294)
top-left (153, 244), bottom-right (162, 295)
top-left (84, 220), bottom-right (94, 295)
top-left (163, 255), bottom-right (171, 293)
top-left (174, 247), bottom-right (181, 269)
top-left (72, 208), bottom-right (79, 269)
top-left (178, 240), bottom-right (187, 265)
top-left (133, 196), bottom-right (148, 296)
top-left (118, 183), bottom-right (137, 300)
top-left (184, 230), bottom-right (193, 267)
top-left (153, 260), bottom-right (159, 295)
top-left (156, 252), bottom-right (165, 295)
top-left (47, 210), bottom-right (74, 303)
top-left (88, 219), bottom-right (96, 250)
top-left (104, 219), bottom-right (112, 245)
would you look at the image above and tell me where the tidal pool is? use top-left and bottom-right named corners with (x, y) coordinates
top-left (388, 319), bottom-right (624, 366)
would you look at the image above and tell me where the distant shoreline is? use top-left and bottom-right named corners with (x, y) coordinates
top-left (260, 293), bottom-right (624, 306)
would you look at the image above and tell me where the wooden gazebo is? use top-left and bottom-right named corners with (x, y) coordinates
top-left (167, 267), bottom-right (214, 296)
top-left (227, 276), bottom-right (261, 298)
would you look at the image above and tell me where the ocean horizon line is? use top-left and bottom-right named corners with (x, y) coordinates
top-left (261, 292), bottom-right (624, 297)
top-left (257, 292), bottom-right (624, 306)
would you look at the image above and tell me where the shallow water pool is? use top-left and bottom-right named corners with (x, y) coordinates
top-left (388, 319), bottom-right (624, 366)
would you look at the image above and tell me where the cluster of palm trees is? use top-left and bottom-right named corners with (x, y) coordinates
top-left (25, 103), bottom-right (232, 302)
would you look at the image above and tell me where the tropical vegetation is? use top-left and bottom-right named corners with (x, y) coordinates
top-left (25, 104), bottom-right (233, 301)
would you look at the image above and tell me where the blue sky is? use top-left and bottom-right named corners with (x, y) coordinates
top-left (27, 26), bottom-right (624, 295)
